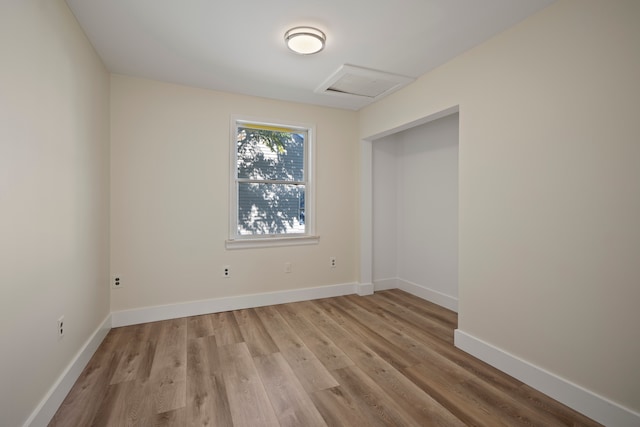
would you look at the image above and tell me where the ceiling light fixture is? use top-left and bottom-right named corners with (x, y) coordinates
top-left (284, 26), bottom-right (326, 55)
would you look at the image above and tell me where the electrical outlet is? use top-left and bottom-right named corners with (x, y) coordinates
top-left (112, 275), bottom-right (122, 289)
top-left (284, 262), bottom-right (292, 273)
top-left (223, 266), bottom-right (231, 278)
top-left (57, 316), bottom-right (64, 339)
top-left (330, 257), bottom-right (336, 268)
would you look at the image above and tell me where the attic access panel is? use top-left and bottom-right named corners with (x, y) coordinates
top-left (316, 64), bottom-right (414, 101)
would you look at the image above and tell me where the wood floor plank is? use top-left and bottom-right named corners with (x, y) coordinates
top-left (377, 289), bottom-right (458, 327)
top-left (330, 365), bottom-right (425, 427)
top-left (210, 311), bottom-right (244, 346)
top-left (233, 309), bottom-right (279, 357)
top-left (273, 302), bottom-right (318, 336)
top-left (255, 305), bottom-right (339, 392)
top-left (48, 350), bottom-right (122, 426)
top-left (356, 292), bottom-right (455, 344)
top-left (311, 386), bottom-right (389, 427)
top-left (90, 381), bottom-right (126, 427)
top-left (48, 327), bottom-right (134, 426)
top-left (218, 342), bottom-right (280, 427)
top-left (314, 298), bottom-right (421, 369)
top-left (147, 407), bottom-right (186, 426)
top-left (91, 379), bottom-right (154, 427)
top-left (187, 314), bottom-right (215, 340)
top-left (339, 340), bottom-right (465, 426)
top-left (253, 352), bottom-right (328, 427)
top-left (254, 305), bottom-right (304, 349)
top-left (149, 318), bottom-right (187, 414)
top-left (276, 303), bottom-right (354, 371)
top-left (403, 362), bottom-right (520, 427)
top-left (152, 379), bottom-right (187, 415)
top-left (110, 339), bottom-right (153, 385)
top-left (186, 336), bottom-right (233, 426)
top-left (278, 343), bottom-right (339, 392)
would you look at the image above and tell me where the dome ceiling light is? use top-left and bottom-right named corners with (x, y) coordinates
top-left (284, 26), bottom-right (326, 55)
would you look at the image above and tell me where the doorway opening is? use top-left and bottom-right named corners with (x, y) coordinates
top-left (360, 106), bottom-right (459, 311)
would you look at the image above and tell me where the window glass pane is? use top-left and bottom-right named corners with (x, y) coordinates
top-left (237, 127), bottom-right (304, 181)
top-left (238, 183), bottom-right (305, 235)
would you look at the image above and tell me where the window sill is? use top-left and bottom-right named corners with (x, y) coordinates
top-left (225, 235), bottom-right (320, 250)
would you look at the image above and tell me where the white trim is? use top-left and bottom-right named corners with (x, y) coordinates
top-left (225, 235), bottom-right (319, 250)
top-left (112, 282), bottom-right (358, 327)
top-left (454, 330), bottom-right (640, 427)
top-left (362, 105), bottom-right (460, 142)
top-left (359, 139), bottom-right (373, 288)
top-left (356, 282), bottom-right (374, 296)
top-left (396, 278), bottom-right (458, 312)
top-left (373, 278), bottom-right (399, 291)
top-left (24, 314), bottom-right (112, 427)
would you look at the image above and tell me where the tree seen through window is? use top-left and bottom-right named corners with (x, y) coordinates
top-left (236, 124), bottom-right (306, 235)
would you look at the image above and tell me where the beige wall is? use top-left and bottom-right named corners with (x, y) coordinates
top-left (360, 0), bottom-right (640, 412)
top-left (0, 1), bottom-right (111, 426)
top-left (110, 75), bottom-right (358, 311)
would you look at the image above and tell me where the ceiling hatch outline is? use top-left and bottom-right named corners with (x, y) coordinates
top-left (315, 64), bottom-right (415, 102)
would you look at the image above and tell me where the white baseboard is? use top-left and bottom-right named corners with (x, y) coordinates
top-left (24, 314), bottom-right (112, 427)
top-left (396, 278), bottom-right (458, 312)
top-left (112, 282), bottom-right (359, 327)
top-left (454, 329), bottom-right (640, 427)
top-left (356, 282), bottom-right (374, 296)
top-left (373, 278), bottom-right (399, 291)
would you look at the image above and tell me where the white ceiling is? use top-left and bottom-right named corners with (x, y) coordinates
top-left (65, 0), bottom-right (556, 110)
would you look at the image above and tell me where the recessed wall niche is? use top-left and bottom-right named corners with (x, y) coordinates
top-left (372, 113), bottom-right (459, 310)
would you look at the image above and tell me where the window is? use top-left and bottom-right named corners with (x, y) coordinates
top-left (227, 117), bottom-right (317, 249)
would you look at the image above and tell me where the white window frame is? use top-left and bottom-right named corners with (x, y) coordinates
top-left (226, 115), bottom-right (319, 249)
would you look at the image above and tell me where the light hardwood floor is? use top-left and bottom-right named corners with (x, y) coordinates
top-left (50, 290), bottom-right (602, 426)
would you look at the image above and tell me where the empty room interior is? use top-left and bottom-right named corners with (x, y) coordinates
top-left (1, 0), bottom-right (639, 426)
